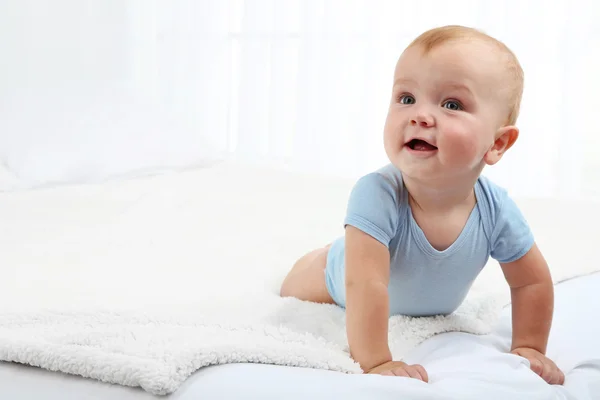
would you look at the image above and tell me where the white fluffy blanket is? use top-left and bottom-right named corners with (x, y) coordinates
top-left (0, 162), bottom-right (598, 395)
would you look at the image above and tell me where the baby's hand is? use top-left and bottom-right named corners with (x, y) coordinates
top-left (511, 347), bottom-right (565, 385)
top-left (366, 361), bottom-right (429, 382)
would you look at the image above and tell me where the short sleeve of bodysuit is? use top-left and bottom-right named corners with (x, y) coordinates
top-left (488, 186), bottom-right (535, 264)
top-left (343, 172), bottom-right (401, 248)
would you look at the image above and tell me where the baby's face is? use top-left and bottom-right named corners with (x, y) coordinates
top-left (383, 40), bottom-right (510, 184)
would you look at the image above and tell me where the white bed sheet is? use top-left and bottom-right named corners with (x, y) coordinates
top-left (1, 272), bottom-right (599, 400)
top-left (1, 161), bottom-right (599, 399)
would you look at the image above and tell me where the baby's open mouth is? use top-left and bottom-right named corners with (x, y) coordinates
top-left (406, 139), bottom-right (438, 151)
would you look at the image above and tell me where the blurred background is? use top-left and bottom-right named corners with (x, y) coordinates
top-left (0, 0), bottom-right (598, 198)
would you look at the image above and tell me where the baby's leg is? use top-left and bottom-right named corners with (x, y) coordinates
top-left (279, 244), bottom-right (335, 304)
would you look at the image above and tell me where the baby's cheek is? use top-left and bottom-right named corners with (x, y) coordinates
top-left (441, 129), bottom-right (482, 165)
top-left (383, 112), bottom-right (406, 149)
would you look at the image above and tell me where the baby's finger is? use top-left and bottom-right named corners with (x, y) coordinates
top-left (414, 365), bottom-right (429, 383)
top-left (405, 367), bottom-right (424, 381)
top-left (544, 369), bottom-right (558, 385)
top-left (380, 370), bottom-right (394, 376)
top-left (548, 367), bottom-right (565, 385)
top-left (542, 357), bottom-right (562, 384)
top-left (529, 357), bottom-right (544, 376)
top-left (539, 361), bottom-right (554, 383)
top-left (391, 368), bottom-right (410, 378)
top-left (558, 369), bottom-right (565, 385)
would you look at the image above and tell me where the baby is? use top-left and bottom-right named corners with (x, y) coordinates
top-left (280, 25), bottom-right (565, 385)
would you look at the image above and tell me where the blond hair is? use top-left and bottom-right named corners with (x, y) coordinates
top-left (407, 25), bottom-right (523, 126)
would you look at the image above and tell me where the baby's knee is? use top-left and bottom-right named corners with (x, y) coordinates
top-left (279, 262), bottom-right (304, 297)
top-left (279, 280), bottom-right (292, 297)
top-left (279, 271), bottom-right (305, 298)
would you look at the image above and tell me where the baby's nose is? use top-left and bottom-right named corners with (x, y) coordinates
top-left (410, 115), bottom-right (434, 127)
top-left (409, 105), bottom-right (435, 127)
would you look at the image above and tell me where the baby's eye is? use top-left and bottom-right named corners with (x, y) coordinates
top-left (399, 94), bottom-right (415, 105)
top-left (442, 100), bottom-right (463, 111)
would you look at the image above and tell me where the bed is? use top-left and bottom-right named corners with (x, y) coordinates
top-left (1, 161), bottom-right (599, 400)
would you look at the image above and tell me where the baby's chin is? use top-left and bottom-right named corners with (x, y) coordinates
top-left (388, 157), bottom-right (440, 180)
top-left (391, 154), bottom-right (473, 184)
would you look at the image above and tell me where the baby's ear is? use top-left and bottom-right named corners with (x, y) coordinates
top-left (484, 126), bottom-right (519, 165)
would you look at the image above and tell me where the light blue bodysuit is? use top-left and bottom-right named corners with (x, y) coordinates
top-left (324, 164), bottom-right (534, 317)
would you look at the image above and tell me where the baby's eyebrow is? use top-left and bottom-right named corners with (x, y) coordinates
top-left (393, 77), bottom-right (417, 87)
top-left (393, 78), bottom-right (475, 97)
top-left (441, 82), bottom-right (475, 96)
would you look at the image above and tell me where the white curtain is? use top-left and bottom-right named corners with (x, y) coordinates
top-left (2, 0), bottom-right (599, 198)
top-left (129, 0), bottom-right (600, 199)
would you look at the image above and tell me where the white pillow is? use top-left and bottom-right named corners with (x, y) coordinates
top-left (0, 85), bottom-right (222, 189)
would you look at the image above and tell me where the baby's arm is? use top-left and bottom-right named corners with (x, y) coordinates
top-left (501, 243), bottom-right (553, 353)
top-left (500, 243), bottom-right (564, 384)
top-left (345, 226), bottom-right (428, 381)
top-left (345, 225), bottom-right (392, 370)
